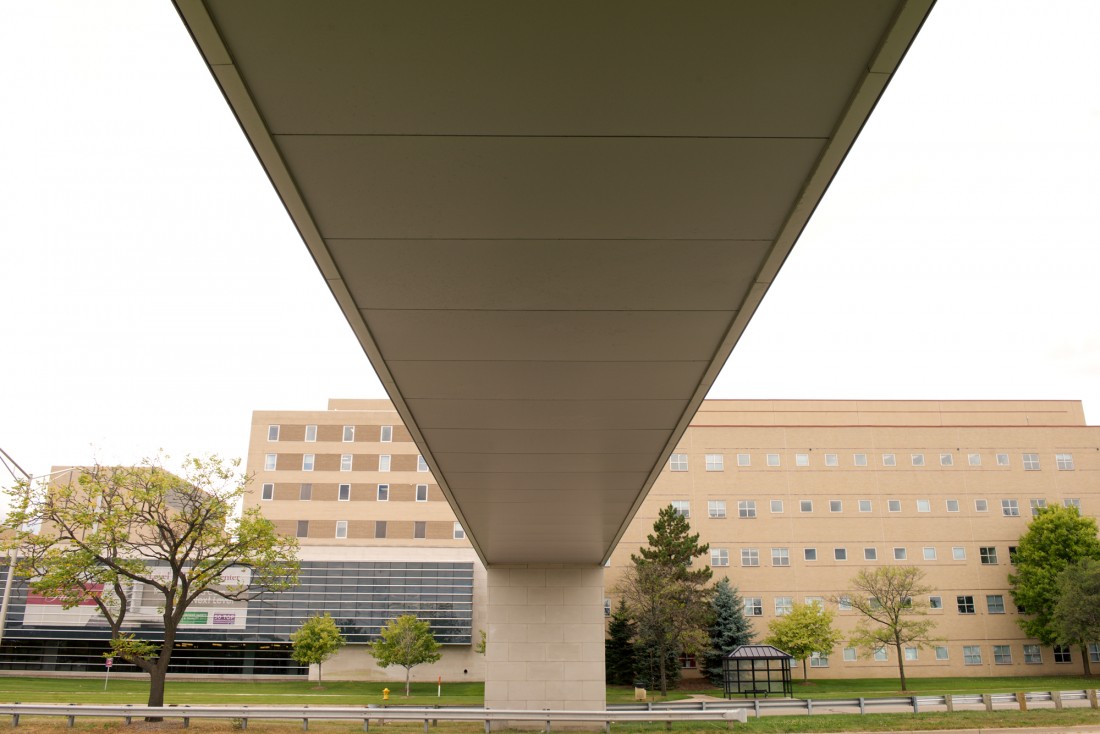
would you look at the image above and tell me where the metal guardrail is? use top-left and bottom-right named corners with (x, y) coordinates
top-left (0, 703), bottom-right (749, 733)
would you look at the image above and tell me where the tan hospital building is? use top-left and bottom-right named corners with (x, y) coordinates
top-left (243, 398), bottom-right (1100, 681)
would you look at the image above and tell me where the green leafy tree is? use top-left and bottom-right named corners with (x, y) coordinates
top-left (618, 505), bottom-right (712, 695)
top-left (1010, 504), bottom-right (1100, 673)
top-left (764, 602), bottom-right (843, 680)
top-left (1052, 558), bottom-right (1100, 675)
top-left (291, 613), bottom-right (347, 686)
top-left (369, 614), bottom-right (443, 696)
top-left (841, 566), bottom-right (937, 692)
top-left (703, 578), bottom-right (754, 686)
top-left (605, 598), bottom-right (636, 685)
top-left (1, 456), bottom-right (299, 711)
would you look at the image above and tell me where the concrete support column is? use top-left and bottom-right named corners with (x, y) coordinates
top-left (485, 565), bottom-right (605, 711)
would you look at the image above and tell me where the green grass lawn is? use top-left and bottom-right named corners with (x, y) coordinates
top-left (699, 674), bottom-right (1100, 700)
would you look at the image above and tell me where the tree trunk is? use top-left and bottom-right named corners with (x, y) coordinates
top-left (405, 666), bottom-right (411, 697)
top-left (1082, 645), bottom-right (1093, 676)
top-left (658, 652), bottom-right (667, 696)
top-left (895, 642), bottom-right (907, 692)
top-left (802, 658), bottom-right (808, 680)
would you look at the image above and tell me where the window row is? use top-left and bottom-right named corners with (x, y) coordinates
top-left (670, 451), bottom-right (1074, 471)
top-left (268, 424), bottom-right (395, 443)
top-left (682, 497), bottom-right (1081, 520)
top-left (263, 453), bottom-right (430, 473)
top-left (808, 643), bottom-right (1092, 668)
top-left (293, 519), bottom-right (464, 540)
top-left (261, 482), bottom-right (435, 502)
top-left (739, 593), bottom-right (1017, 617)
top-left (712, 545), bottom-right (1018, 566)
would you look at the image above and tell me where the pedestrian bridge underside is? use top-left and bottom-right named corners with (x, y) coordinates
top-left (175, 0), bottom-right (933, 568)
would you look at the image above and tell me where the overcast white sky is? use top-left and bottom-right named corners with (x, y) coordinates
top-left (2, 1), bottom-right (1099, 482)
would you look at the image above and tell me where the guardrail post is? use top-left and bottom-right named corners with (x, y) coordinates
top-left (67, 714), bottom-right (75, 728)
top-left (945, 694), bottom-right (953, 712)
top-left (11, 713), bottom-right (19, 727)
top-left (806, 698), bottom-right (813, 715)
top-left (753, 699), bottom-right (760, 718)
top-left (982, 693), bottom-right (993, 712)
top-left (603, 719), bottom-right (610, 734)
top-left (858, 697), bottom-right (865, 715)
top-left (544, 709), bottom-right (551, 733)
top-left (423, 718), bottom-right (429, 734)
top-left (1089, 689), bottom-right (1099, 709)
top-left (1051, 691), bottom-right (1063, 710)
top-left (911, 695), bottom-right (919, 713)
top-left (363, 717), bottom-right (369, 732)
top-left (241, 718), bottom-right (248, 729)
top-left (1016, 692), bottom-right (1027, 711)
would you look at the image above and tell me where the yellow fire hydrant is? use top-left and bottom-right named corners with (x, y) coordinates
top-left (382, 688), bottom-right (390, 701)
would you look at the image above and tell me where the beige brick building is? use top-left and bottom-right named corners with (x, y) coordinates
top-left (247, 398), bottom-right (1100, 681)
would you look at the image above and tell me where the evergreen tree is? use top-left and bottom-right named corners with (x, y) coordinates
top-left (618, 505), bottom-right (712, 695)
top-left (703, 578), bottom-right (755, 685)
top-left (605, 599), bottom-right (636, 685)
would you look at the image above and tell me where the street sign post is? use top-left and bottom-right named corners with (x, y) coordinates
top-left (104, 657), bottom-right (113, 690)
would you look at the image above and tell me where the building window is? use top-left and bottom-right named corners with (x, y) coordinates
top-left (302, 454), bottom-right (315, 471)
top-left (882, 453), bottom-right (896, 467)
top-left (853, 453), bottom-right (867, 466)
top-left (825, 453), bottom-right (838, 467)
top-left (1009, 546), bottom-right (1019, 564)
top-left (737, 453), bottom-right (751, 467)
top-left (267, 425), bottom-right (279, 441)
top-left (741, 548), bottom-right (760, 567)
top-left (800, 500), bottom-right (813, 513)
top-left (864, 547), bottom-right (877, 561)
top-left (375, 521), bottom-right (387, 539)
top-left (261, 483), bottom-right (274, 501)
top-left (744, 598), bottom-right (763, 617)
top-left (916, 499), bottom-right (931, 513)
top-left (1024, 644), bottom-right (1042, 664)
top-left (343, 425), bottom-right (354, 442)
top-left (829, 500), bottom-right (843, 513)
top-left (1089, 644), bottom-right (1100, 664)
top-left (904, 647), bottom-right (918, 661)
top-left (911, 454), bottom-right (925, 466)
top-left (416, 484), bottom-right (428, 502)
top-left (772, 548), bottom-right (790, 567)
top-left (834, 547), bottom-right (847, 561)
top-left (1056, 453), bottom-right (1075, 470)
top-left (453, 522), bottom-right (465, 540)
top-left (858, 499), bottom-right (872, 512)
top-left (923, 547), bottom-right (937, 560)
top-left (304, 424), bottom-right (317, 442)
top-left (894, 547), bottom-right (908, 561)
top-left (377, 484), bottom-right (389, 501)
top-left (338, 483), bottom-right (351, 501)
top-left (775, 597), bottom-right (793, 616)
top-left (711, 548), bottom-right (729, 567)
top-left (705, 454), bottom-right (724, 471)
top-left (1054, 645), bottom-right (1072, 664)
top-left (843, 647), bottom-right (857, 662)
top-left (379, 455), bottom-right (391, 472)
top-left (296, 520), bottom-right (309, 538)
top-left (804, 548), bottom-right (817, 561)
top-left (738, 500), bottom-right (757, 519)
top-left (968, 453), bottom-right (981, 466)
top-left (888, 499), bottom-right (901, 512)
top-left (1001, 499), bottom-right (1019, 517)
top-left (795, 453), bottom-right (809, 467)
top-left (975, 498), bottom-right (988, 512)
top-left (380, 425), bottom-right (393, 442)
top-left (963, 646), bottom-right (982, 665)
top-left (957, 595), bottom-right (975, 614)
top-left (1065, 498), bottom-right (1082, 510)
top-left (264, 454), bottom-right (277, 471)
top-left (837, 596), bottom-right (852, 611)
top-left (987, 594), bottom-right (1006, 614)
top-left (670, 453), bottom-right (688, 471)
top-left (299, 483), bottom-right (312, 501)
top-left (1023, 453), bottom-right (1040, 471)
top-left (678, 654), bottom-right (697, 669)
top-left (340, 454), bottom-right (353, 471)
top-left (946, 499), bottom-right (960, 512)
top-left (1030, 498), bottom-right (1046, 516)
top-left (671, 500), bottom-right (690, 518)
top-left (417, 455), bottom-right (429, 472)
top-left (604, 599), bottom-right (612, 617)
top-left (766, 453), bottom-right (780, 467)
top-left (952, 547), bottom-right (966, 561)
top-left (804, 596), bottom-right (825, 607)
top-left (940, 453), bottom-right (953, 467)
top-left (414, 521), bottom-right (426, 539)
top-left (335, 520), bottom-right (348, 539)
top-left (935, 646), bottom-right (949, 660)
top-left (980, 547), bottom-right (998, 565)
top-left (770, 499), bottom-right (784, 513)
top-left (708, 500), bottom-right (727, 519)
top-left (929, 596), bottom-right (942, 609)
top-left (873, 648), bottom-right (888, 662)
